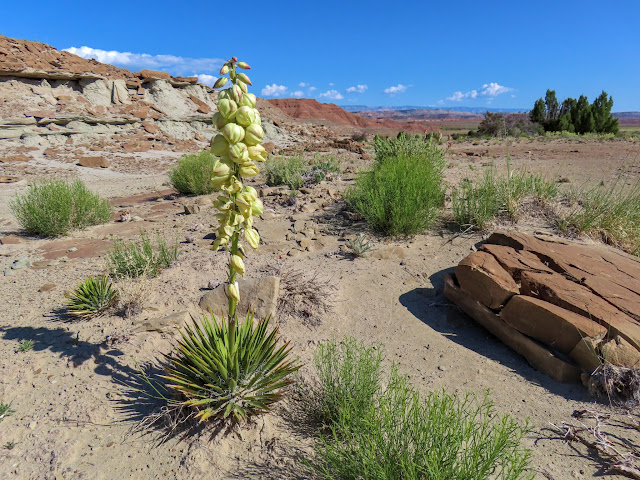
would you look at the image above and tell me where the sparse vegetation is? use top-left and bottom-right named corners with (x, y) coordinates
top-left (345, 234), bottom-right (374, 257)
top-left (557, 178), bottom-right (640, 255)
top-left (107, 230), bottom-right (179, 278)
top-left (451, 165), bottom-right (558, 230)
top-left (278, 268), bottom-right (336, 321)
top-left (0, 402), bottom-right (14, 421)
top-left (65, 275), bottom-right (118, 318)
top-left (264, 153), bottom-right (341, 190)
top-left (373, 131), bottom-right (440, 163)
top-left (345, 138), bottom-right (445, 236)
top-left (9, 179), bottom-right (112, 237)
top-left (304, 338), bottom-right (533, 480)
top-left (16, 340), bottom-right (35, 353)
top-left (163, 311), bottom-right (300, 423)
top-left (168, 151), bottom-right (217, 196)
top-left (3, 441), bottom-right (16, 450)
top-left (114, 275), bottom-right (151, 317)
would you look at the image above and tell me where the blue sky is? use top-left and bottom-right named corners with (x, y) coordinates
top-left (2, 0), bottom-right (639, 110)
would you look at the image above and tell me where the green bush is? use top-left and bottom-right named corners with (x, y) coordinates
top-left (163, 311), bottom-right (300, 423)
top-left (373, 132), bottom-right (438, 163)
top-left (169, 151), bottom-right (217, 195)
top-left (557, 179), bottom-right (640, 255)
top-left (451, 167), bottom-right (558, 230)
top-left (305, 338), bottom-right (532, 480)
top-left (345, 147), bottom-right (445, 236)
top-left (264, 155), bottom-right (308, 189)
top-left (107, 230), bottom-right (179, 278)
top-left (309, 154), bottom-right (341, 183)
top-left (10, 179), bottom-right (112, 237)
top-left (65, 275), bottom-right (118, 318)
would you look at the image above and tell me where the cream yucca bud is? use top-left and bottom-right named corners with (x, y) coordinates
top-left (237, 61), bottom-right (251, 70)
top-left (237, 73), bottom-right (252, 85)
top-left (243, 124), bottom-right (264, 146)
top-left (239, 163), bottom-right (259, 177)
top-left (248, 145), bottom-right (267, 162)
top-left (230, 85), bottom-right (243, 103)
top-left (212, 159), bottom-right (231, 177)
top-left (228, 142), bottom-right (249, 162)
top-left (227, 180), bottom-right (243, 194)
top-left (217, 98), bottom-right (238, 120)
top-left (235, 106), bottom-right (255, 126)
top-left (243, 186), bottom-right (258, 201)
top-left (240, 93), bottom-right (257, 108)
top-left (227, 282), bottom-right (240, 303)
top-left (213, 77), bottom-right (228, 89)
top-left (210, 134), bottom-right (229, 156)
top-left (211, 174), bottom-right (231, 189)
top-left (213, 112), bottom-right (228, 130)
top-left (220, 64), bottom-right (230, 75)
top-left (245, 228), bottom-right (260, 249)
top-left (230, 255), bottom-right (245, 276)
top-left (251, 198), bottom-right (264, 216)
top-left (237, 81), bottom-right (248, 94)
top-left (223, 123), bottom-right (245, 144)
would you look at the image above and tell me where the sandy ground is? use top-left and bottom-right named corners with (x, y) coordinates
top-left (0, 137), bottom-right (639, 479)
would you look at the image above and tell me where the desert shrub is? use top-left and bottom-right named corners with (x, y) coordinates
top-left (373, 132), bottom-right (438, 163)
top-left (264, 155), bottom-right (308, 189)
top-left (309, 154), bottom-right (341, 183)
top-left (10, 179), bottom-right (111, 237)
top-left (557, 178), bottom-right (640, 255)
top-left (474, 112), bottom-right (538, 137)
top-left (345, 147), bottom-right (445, 236)
top-left (451, 167), bottom-right (558, 229)
top-left (305, 338), bottom-right (532, 480)
top-left (168, 151), bottom-right (217, 195)
top-left (107, 230), bottom-right (179, 278)
top-left (163, 311), bottom-right (300, 423)
top-left (65, 275), bottom-right (118, 318)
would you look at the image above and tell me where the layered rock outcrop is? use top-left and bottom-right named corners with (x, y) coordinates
top-left (445, 232), bottom-right (640, 383)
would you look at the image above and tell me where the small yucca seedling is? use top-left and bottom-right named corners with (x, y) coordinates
top-left (345, 234), bottom-right (374, 258)
top-left (163, 311), bottom-right (300, 423)
top-left (16, 340), bottom-right (35, 353)
top-left (0, 402), bottom-right (14, 421)
top-left (65, 276), bottom-right (118, 318)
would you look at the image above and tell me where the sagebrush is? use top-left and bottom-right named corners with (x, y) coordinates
top-left (10, 179), bottom-right (111, 237)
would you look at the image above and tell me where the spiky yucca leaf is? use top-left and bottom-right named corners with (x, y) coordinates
top-left (65, 275), bottom-right (118, 318)
top-left (163, 312), bottom-right (300, 423)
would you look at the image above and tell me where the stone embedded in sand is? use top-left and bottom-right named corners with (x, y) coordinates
top-left (601, 336), bottom-right (640, 368)
top-left (443, 274), bottom-right (581, 383)
top-left (134, 311), bottom-right (190, 332)
top-left (0, 235), bottom-right (22, 245)
top-left (38, 283), bottom-right (56, 292)
top-left (569, 337), bottom-right (602, 374)
top-left (501, 295), bottom-right (607, 354)
top-left (0, 175), bottom-right (20, 183)
top-left (371, 246), bottom-right (407, 260)
top-left (183, 204), bottom-right (200, 215)
top-left (199, 276), bottom-right (280, 320)
top-left (480, 244), bottom-right (554, 282)
top-left (520, 270), bottom-right (640, 352)
top-left (455, 251), bottom-right (519, 309)
top-left (77, 156), bottom-right (110, 168)
top-left (1, 154), bottom-right (30, 163)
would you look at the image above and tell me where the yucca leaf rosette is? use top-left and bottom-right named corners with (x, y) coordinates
top-left (209, 57), bottom-right (265, 318)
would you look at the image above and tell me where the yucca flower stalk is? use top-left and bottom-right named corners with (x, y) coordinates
top-left (209, 56), bottom-right (266, 319)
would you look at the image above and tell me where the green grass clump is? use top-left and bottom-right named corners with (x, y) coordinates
top-left (16, 340), bottom-right (35, 353)
top-left (309, 154), bottom-right (341, 183)
top-left (557, 179), bottom-right (640, 255)
top-left (65, 275), bottom-right (118, 318)
top-left (345, 147), bottom-right (445, 236)
top-left (163, 311), bottom-right (300, 423)
top-left (451, 167), bottom-right (558, 230)
top-left (373, 132), bottom-right (439, 163)
top-left (107, 231), bottom-right (179, 278)
top-left (168, 151), bottom-right (217, 196)
top-left (305, 338), bottom-right (532, 480)
top-left (10, 179), bottom-right (112, 237)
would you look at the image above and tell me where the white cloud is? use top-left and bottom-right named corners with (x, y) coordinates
top-left (63, 46), bottom-right (223, 76)
top-left (444, 82), bottom-right (514, 102)
top-left (329, 82), bottom-right (335, 86)
top-left (308, 86), bottom-right (317, 92)
top-left (195, 74), bottom-right (217, 86)
top-left (261, 84), bottom-right (289, 97)
top-left (384, 84), bottom-right (410, 95)
top-left (292, 90), bottom-right (304, 98)
top-left (318, 89), bottom-right (344, 100)
top-left (346, 84), bottom-right (368, 94)
top-left (298, 82), bottom-right (309, 87)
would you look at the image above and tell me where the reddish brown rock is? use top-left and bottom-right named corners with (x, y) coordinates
top-left (501, 295), bottom-right (607, 354)
top-left (141, 121), bottom-right (160, 134)
top-left (0, 235), bottom-right (22, 245)
top-left (520, 271), bottom-right (640, 352)
top-left (188, 94), bottom-right (211, 114)
top-left (24, 109), bottom-right (56, 118)
top-left (444, 274), bottom-right (581, 383)
top-left (138, 69), bottom-right (172, 80)
top-left (601, 336), bottom-right (640, 368)
top-left (569, 338), bottom-right (602, 373)
top-left (480, 244), bottom-right (554, 281)
top-left (1, 154), bottom-right (30, 163)
top-left (262, 142), bottom-right (276, 154)
top-left (77, 156), bottom-right (110, 168)
top-left (456, 251), bottom-right (519, 309)
top-left (0, 176), bottom-right (20, 183)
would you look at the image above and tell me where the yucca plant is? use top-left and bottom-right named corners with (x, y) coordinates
top-left (65, 275), bottom-right (118, 318)
top-left (163, 311), bottom-right (300, 423)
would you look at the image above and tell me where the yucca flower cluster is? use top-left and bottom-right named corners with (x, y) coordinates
top-left (209, 57), bottom-right (266, 317)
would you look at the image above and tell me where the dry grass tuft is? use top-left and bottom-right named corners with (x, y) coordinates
top-left (587, 364), bottom-right (640, 404)
top-left (115, 275), bottom-right (151, 318)
top-left (277, 268), bottom-right (336, 324)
